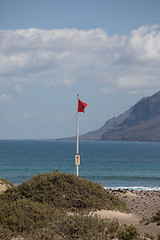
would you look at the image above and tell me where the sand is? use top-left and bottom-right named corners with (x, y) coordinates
top-left (0, 180), bottom-right (12, 193)
top-left (94, 189), bottom-right (160, 238)
top-left (110, 189), bottom-right (160, 219)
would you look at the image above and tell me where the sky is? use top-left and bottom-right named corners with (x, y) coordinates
top-left (0, 0), bottom-right (160, 139)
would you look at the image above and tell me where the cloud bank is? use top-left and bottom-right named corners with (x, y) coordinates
top-left (0, 24), bottom-right (160, 98)
top-left (0, 24), bottom-right (160, 138)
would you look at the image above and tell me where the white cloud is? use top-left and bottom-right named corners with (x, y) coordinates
top-left (117, 75), bottom-right (157, 90)
top-left (0, 25), bottom-right (160, 94)
top-left (129, 25), bottom-right (160, 61)
top-left (0, 94), bottom-right (14, 103)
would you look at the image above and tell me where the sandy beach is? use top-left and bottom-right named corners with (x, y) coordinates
top-left (95, 189), bottom-right (160, 238)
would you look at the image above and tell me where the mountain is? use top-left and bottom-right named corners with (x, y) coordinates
top-left (79, 107), bottom-right (132, 140)
top-left (58, 107), bottom-right (132, 141)
top-left (101, 90), bottom-right (160, 142)
top-left (60, 90), bottom-right (160, 142)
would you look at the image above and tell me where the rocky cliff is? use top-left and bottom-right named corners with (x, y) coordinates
top-left (101, 91), bottom-right (160, 141)
top-left (79, 107), bottom-right (132, 140)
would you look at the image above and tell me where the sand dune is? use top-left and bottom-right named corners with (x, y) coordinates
top-left (94, 189), bottom-right (160, 237)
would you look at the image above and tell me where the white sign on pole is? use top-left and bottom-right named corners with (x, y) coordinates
top-left (75, 155), bottom-right (80, 165)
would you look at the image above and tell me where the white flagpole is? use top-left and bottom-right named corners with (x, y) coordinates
top-left (76, 94), bottom-right (79, 155)
top-left (76, 94), bottom-right (79, 177)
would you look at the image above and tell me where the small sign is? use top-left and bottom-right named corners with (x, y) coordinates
top-left (75, 155), bottom-right (80, 165)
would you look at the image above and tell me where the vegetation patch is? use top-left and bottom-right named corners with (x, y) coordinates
top-left (0, 209), bottom-right (140, 240)
top-left (151, 210), bottom-right (160, 225)
top-left (0, 172), bottom-right (135, 239)
top-left (2, 172), bottom-right (128, 212)
top-left (143, 210), bottom-right (160, 226)
top-left (117, 224), bottom-right (140, 240)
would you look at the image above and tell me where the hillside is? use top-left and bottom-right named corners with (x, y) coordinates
top-left (79, 107), bottom-right (132, 140)
top-left (62, 107), bottom-right (132, 141)
top-left (101, 90), bottom-right (160, 141)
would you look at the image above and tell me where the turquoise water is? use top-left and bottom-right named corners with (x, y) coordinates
top-left (0, 140), bottom-right (160, 190)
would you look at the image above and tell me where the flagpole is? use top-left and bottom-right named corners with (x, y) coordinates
top-left (75, 95), bottom-right (87, 177)
top-left (76, 93), bottom-right (79, 177)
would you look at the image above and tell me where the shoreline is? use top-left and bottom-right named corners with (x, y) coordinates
top-left (104, 186), bottom-right (160, 191)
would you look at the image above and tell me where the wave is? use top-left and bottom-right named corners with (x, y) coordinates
top-left (83, 175), bottom-right (160, 181)
top-left (82, 175), bottom-right (160, 191)
top-left (104, 186), bottom-right (160, 191)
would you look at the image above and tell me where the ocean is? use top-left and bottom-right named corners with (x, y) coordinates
top-left (0, 140), bottom-right (160, 191)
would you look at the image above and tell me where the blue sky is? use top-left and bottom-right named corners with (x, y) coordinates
top-left (0, 0), bottom-right (160, 139)
top-left (1, 0), bottom-right (160, 34)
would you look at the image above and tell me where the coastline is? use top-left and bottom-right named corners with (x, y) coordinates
top-left (104, 186), bottom-right (160, 191)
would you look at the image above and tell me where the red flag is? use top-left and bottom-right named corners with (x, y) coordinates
top-left (78, 99), bottom-right (88, 113)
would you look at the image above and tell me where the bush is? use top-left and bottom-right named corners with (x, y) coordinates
top-left (2, 172), bottom-right (128, 212)
top-left (0, 198), bottom-right (59, 233)
top-left (15, 214), bottom-right (119, 240)
top-left (0, 172), bottom-right (132, 239)
top-left (144, 232), bottom-right (154, 239)
top-left (56, 214), bottom-right (108, 239)
top-left (117, 224), bottom-right (140, 240)
top-left (151, 210), bottom-right (160, 225)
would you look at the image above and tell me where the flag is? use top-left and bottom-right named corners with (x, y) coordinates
top-left (78, 99), bottom-right (88, 113)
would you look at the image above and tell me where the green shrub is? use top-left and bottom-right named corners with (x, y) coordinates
top-left (2, 172), bottom-right (128, 212)
top-left (151, 210), bottom-right (160, 225)
top-left (56, 213), bottom-right (108, 239)
top-left (0, 198), bottom-right (59, 233)
top-left (144, 232), bottom-right (154, 239)
top-left (117, 224), bottom-right (139, 240)
top-left (0, 173), bottom-right (132, 239)
top-left (17, 214), bottom-right (120, 240)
